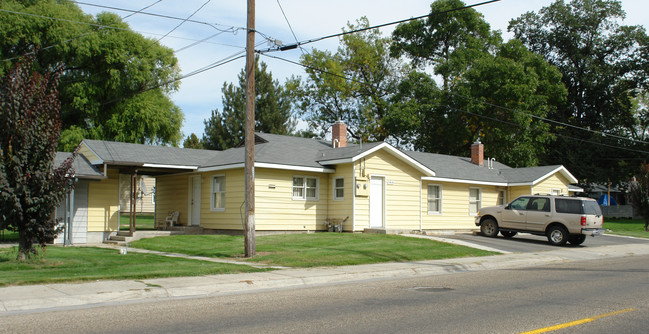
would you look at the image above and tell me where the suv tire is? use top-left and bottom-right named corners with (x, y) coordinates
top-left (547, 225), bottom-right (569, 246)
top-left (568, 234), bottom-right (586, 246)
top-left (480, 218), bottom-right (499, 237)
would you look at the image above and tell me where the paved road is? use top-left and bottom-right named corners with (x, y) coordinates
top-left (1, 255), bottom-right (647, 333)
top-left (442, 232), bottom-right (649, 253)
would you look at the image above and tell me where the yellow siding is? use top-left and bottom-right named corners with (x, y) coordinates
top-left (509, 186), bottom-right (532, 200)
top-left (255, 168), bottom-right (329, 231)
top-left (78, 143), bottom-right (100, 162)
top-left (421, 182), bottom-right (502, 230)
top-left (199, 169), bottom-right (246, 230)
top-left (155, 174), bottom-right (189, 226)
top-left (87, 167), bottom-right (119, 232)
top-left (327, 163), bottom-right (354, 231)
top-left (356, 150), bottom-right (424, 231)
top-left (533, 173), bottom-right (569, 195)
top-left (119, 174), bottom-right (156, 214)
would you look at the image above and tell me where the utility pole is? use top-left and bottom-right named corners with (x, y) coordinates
top-left (244, 0), bottom-right (256, 257)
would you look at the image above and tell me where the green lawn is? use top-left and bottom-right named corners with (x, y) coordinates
top-left (1, 229), bottom-right (18, 242)
top-left (119, 214), bottom-right (156, 230)
top-left (132, 233), bottom-right (497, 268)
top-left (0, 246), bottom-right (267, 287)
top-left (605, 218), bottom-right (649, 238)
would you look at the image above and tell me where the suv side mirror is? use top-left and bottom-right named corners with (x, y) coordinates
top-left (505, 204), bottom-right (511, 210)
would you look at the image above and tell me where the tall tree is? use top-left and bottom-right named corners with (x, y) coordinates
top-left (203, 58), bottom-right (296, 150)
top-left (0, 55), bottom-right (75, 260)
top-left (388, 0), bottom-right (566, 167)
top-left (295, 17), bottom-right (409, 142)
top-left (0, 0), bottom-right (183, 151)
top-left (509, 0), bottom-right (649, 183)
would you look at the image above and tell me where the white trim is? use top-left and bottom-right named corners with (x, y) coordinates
top-left (333, 177), bottom-right (345, 201)
top-left (531, 166), bottom-right (578, 185)
top-left (210, 174), bottom-right (226, 212)
top-left (469, 187), bottom-right (482, 216)
top-left (419, 179), bottom-right (423, 231)
top-left (427, 184), bottom-right (443, 215)
top-left (421, 176), bottom-right (507, 186)
top-left (199, 163), bottom-right (244, 172)
top-left (199, 162), bottom-right (334, 173)
top-left (142, 163), bottom-right (198, 170)
top-left (352, 165), bottom-right (356, 232)
top-left (319, 143), bottom-right (436, 176)
top-left (291, 175), bottom-right (319, 201)
top-left (256, 162), bottom-right (335, 173)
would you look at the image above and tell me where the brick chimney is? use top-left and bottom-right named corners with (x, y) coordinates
top-left (471, 140), bottom-right (484, 166)
top-left (332, 121), bottom-right (347, 148)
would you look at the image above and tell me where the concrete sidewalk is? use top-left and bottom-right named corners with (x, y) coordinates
top-left (2, 239), bottom-right (649, 315)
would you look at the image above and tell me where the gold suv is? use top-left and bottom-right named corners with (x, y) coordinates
top-left (475, 195), bottom-right (605, 246)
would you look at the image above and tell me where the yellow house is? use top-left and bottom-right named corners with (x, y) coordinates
top-left (71, 122), bottom-right (579, 241)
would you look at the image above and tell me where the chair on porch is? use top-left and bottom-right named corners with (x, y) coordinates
top-left (163, 211), bottom-right (179, 230)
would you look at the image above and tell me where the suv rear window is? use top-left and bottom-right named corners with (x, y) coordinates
top-left (583, 201), bottom-right (602, 215)
top-left (554, 198), bottom-right (602, 215)
top-left (555, 198), bottom-right (583, 214)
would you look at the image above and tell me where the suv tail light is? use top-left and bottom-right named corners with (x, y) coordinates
top-left (580, 216), bottom-right (587, 226)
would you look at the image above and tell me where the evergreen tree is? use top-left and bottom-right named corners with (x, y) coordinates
top-left (203, 58), bottom-right (295, 150)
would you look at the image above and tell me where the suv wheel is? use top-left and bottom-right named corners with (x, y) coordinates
top-left (480, 218), bottom-right (499, 237)
top-left (500, 231), bottom-right (517, 238)
top-left (568, 234), bottom-right (586, 246)
top-left (547, 225), bottom-right (568, 246)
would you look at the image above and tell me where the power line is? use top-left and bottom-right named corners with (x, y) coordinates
top-left (69, 0), bottom-right (244, 33)
top-left (155, 0), bottom-right (211, 43)
top-left (275, 0), bottom-right (305, 55)
top-left (257, 0), bottom-right (501, 53)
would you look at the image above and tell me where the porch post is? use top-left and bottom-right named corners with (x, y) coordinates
top-left (130, 170), bottom-right (137, 236)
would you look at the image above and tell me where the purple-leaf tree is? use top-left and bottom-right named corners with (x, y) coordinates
top-left (0, 53), bottom-right (76, 261)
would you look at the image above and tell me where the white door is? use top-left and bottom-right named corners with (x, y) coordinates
top-left (369, 176), bottom-right (384, 228)
top-left (190, 175), bottom-right (201, 226)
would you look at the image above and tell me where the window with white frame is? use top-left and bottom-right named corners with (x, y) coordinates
top-left (293, 176), bottom-right (318, 200)
top-left (211, 175), bottom-right (225, 211)
top-left (333, 177), bottom-right (344, 200)
top-left (497, 190), bottom-right (506, 206)
top-left (551, 188), bottom-right (562, 195)
top-left (469, 188), bottom-right (481, 215)
top-left (427, 184), bottom-right (442, 214)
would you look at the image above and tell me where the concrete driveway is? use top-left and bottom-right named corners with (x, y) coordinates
top-left (439, 232), bottom-right (649, 254)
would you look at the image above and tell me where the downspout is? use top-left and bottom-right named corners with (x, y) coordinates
top-left (419, 178), bottom-right (423, 232)
top-left (68, 180), bottom-right (75, 245)
top-left (352, 162), bottom-right (356, 232)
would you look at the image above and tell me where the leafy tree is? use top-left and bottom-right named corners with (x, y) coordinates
top-left (509, 0), bottom-right (649, 183)
top-left (627, 163), bottom-right (649, 231)
top-left (0, 0), bottom-right (183, 151)
top-left (0, 54), bottom-right (75, 260)
top-left (203, 58), bottom-right (296, 150)
top-left (183, 133), bottom-right (203, 149)
top-left (388, 0), bottom-right (566, 167)
top-left (295, 17), bottom-right (409, 142)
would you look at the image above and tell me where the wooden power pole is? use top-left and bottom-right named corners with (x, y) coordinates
top-left (244, 0), bottom-right (256, 257)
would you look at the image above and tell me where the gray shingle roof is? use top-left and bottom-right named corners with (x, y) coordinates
top-left (499, 165), bottom-right (564, 184)
top-left (404, 150), bottom-right (512, 184)
top-left (55, 152), bottom-right (104, 179)
top-left (82, 139), bottom-right (219, 167)
top-left (79, 134), bottom-right (574, 185)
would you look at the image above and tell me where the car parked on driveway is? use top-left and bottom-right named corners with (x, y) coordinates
top-left (475, 195), bottom-right (605, 246)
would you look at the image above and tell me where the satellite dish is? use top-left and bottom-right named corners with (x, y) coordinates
top-left (140, 178), bottom-right (148, 194)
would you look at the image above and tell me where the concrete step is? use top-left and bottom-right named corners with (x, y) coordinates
top-left (110, 235), bottom-right (129, 242)
top-left (116, 231), bottom-right (131, 237)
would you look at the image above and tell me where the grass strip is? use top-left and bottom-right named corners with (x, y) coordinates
top-left (604, 218), bottom-right (649, 238)
top-left (0, 246), bottom-right (268, 287)
top-left (132, 233), bottom-right (497, 268)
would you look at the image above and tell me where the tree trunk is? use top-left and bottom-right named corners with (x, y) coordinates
top-left (17, 229), bottom-right (34, 261)
top-left (645, 219), bottom-right (649, 232)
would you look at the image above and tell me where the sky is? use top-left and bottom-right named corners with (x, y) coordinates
top-left (75, 0), bottom-right (649, 141)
